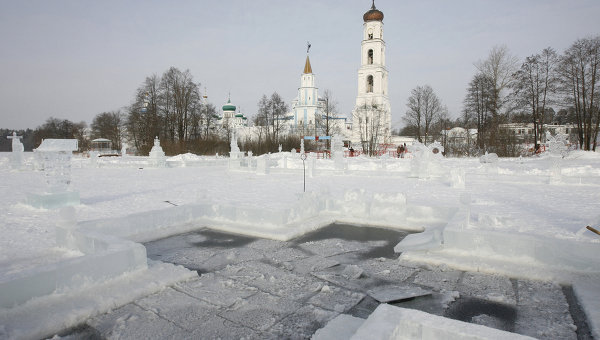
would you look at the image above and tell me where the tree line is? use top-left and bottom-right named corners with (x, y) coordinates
top-left (23, 65), bottom-right (342, 156)
top-left (14, 35), bottom-right (598, 157)
top-left (402, 36), bottom-right (599, 156)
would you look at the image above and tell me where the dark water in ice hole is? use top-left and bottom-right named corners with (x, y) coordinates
top-left (143, 224), bottom-right (591, 338)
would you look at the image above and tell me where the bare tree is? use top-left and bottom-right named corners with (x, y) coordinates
top-left (403, 85), bottom-right (446, 144)
top-left (33, 117), bottom-right (88, 152)
top-left (200, 103), bottom-right (218, 140)
top-left (475, 45), bottom-right (519, 148)
top-left (353, 103), bottom-right (387, 156)
top-left (91, 111), bottom-right (123, 151)
top-left (159, 67), bottom-right (201, 145)
top-left (316, 89), bottom-right (340, 149)
top-left (463, 73), bottom-right (494, 150)
top-left (558, 36), bottom-right (600, 151)
top-left (511, 48), bottom-right (559, 149)
top-left (254, 92), bottom-right (289, 152)
top-left (126, 75), bottom-right (161, 155)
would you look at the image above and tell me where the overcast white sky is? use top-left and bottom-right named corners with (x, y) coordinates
top-left (1, 0), bottom-right (599, 130)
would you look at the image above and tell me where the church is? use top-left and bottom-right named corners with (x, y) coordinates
top-left (226, 2), bottom-right (392, 150)
top-left (350, 1), bottom-right (392, 150)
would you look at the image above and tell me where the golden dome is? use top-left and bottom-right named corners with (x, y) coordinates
top-left (363, 1), bottom-right (384, 22)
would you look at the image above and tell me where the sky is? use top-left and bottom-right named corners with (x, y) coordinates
top-left (1, 0), bottom-right (599, 130)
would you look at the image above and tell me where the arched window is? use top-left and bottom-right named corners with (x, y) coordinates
top-left (368, 28), bottom-right (373, 40)
top-left (367, 75), bottom-right (374, 93)
top-left (368, 49), bottom-right (373, 65)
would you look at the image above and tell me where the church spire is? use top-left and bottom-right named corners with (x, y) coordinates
top-left (303, 55), bottom-right (312, 74)
top-left (303, 41), bottom-right (313, 74)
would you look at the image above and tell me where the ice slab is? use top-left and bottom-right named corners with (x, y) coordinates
top-left (351, 304), bottom-right (536, 340)
top-left (218, 291), bottom-right (301, 332)
top-left (367, 284), bottom-right (432, 303)
top-left (175, 272), bottom-right (257, 307)
top-left (269, 305), bottom-right (337, 339)
top-left (572, 277), bottom-right (600, 340)
top-left (307, 285), bottom-right (365, 313)
top-left (0, 261), bottom-right (195, 340)
top-left (88, 303), bottom-right (189, 339)
top-left (136, 287), bottom-right (220, 331)
top-left (312, 314), bottom-right (365, 340)
top-left (35, 139), bottom-right (78, 152)
top-left (290, 255), bottom-right (340, 274)
top-left (26, 191), bottom-right (80, 209)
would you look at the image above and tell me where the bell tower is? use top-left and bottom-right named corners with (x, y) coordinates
top-left (352, 1), bottom-right (391, 147)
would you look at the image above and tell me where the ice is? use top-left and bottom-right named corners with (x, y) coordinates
top-left (1, 150), bottom-right (600, 338)
top-left (7, 132), bottom-right (24, 170)
top-left (26, 191), bottom-right (80, 209)
top-left (175, 272), bottom-right (258, 307)
top-left (312, 314), bottom-right (365, 340)
top-left (148, 137), bottom-right (166, 167)
top-left (256, 154), bottom-right (270, 174)
top-left (351, 304), bottom-right (536, 340)
top-left (89, 303), bottom-right (191, 339)
top-left (514, 280), bottom-right (577, 339)
top-left (269, 305), bottom-right (337, 339)
top-left (367, 284), bottom-right (432, 303)
top-left (412, 266), bottom-right (463, 292)
top-left (299, 239), bottom-right (367, 257)
top-left (228, 261), bottom-right (323, 301)
top-left (408, 141), bottom-right (445, 179)
top-left (307, 285), bottom-right (365, 313)
top-left (458, 273), bottom-right (516, 305)
top-left (218, 291), bottom-right (302, 332)
top-left (359, 258), bottom-right (418, 282)
top-left (342, 264), bottom-right (364, 279)
top-left (0, 261), bottom-right (195, 340)
top-left (288, 255), bottom-right (340, 274)
top-left (27, 138), bottom-right (80, 209)
top-left (135, 287), bottom-right (220, 331)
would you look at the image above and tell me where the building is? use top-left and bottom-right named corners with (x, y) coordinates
top-left (498, 123), bottom-right (579, 145)
top-left (219, 97), bottom-right (249, 129)
top-left (280, 52), bottom-right (348, 140)
top-left (288, 55), bottom-right (324, 133)
top-left (351, 2), bottom-right (391, 149)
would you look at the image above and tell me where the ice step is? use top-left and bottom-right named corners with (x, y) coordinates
top-left (350, 304), bottom-right (536, 340)
top-left (311, 314), bottom-right (365, 340)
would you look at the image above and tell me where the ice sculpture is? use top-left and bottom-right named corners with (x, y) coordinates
top-left (28, 139), bottom-right (80, 209)
top-left (479, 151), bottom-right (499, 176)
top-left (547, 133), bottom-right (568, 183)
top-left (148, 137), bottom-right (166, 167)
top-left (7, 131), bottom-right (24, 170)
top-left (229, 130), bottom-right (242, 159)
top-left (409, 142), bottom-right (444, 179)
top-left (331, 135), bottom-right (346, 170)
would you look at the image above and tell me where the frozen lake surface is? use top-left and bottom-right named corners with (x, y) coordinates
top-left (63, 224), bottom-right (590, 339)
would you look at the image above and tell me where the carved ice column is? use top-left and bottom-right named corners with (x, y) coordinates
top-left (28, 139), bottom-right (80, 209)
top-left (331, 135), bottom-right (345, 171)
top-left (547, 133), bottom-right (568, 184)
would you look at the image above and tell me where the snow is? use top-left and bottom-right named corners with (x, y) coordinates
top-left (0, 151), bottom-right (599, 339)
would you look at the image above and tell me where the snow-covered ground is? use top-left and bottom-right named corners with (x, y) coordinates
top-left (0, 151), bottom-right (599, 339)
